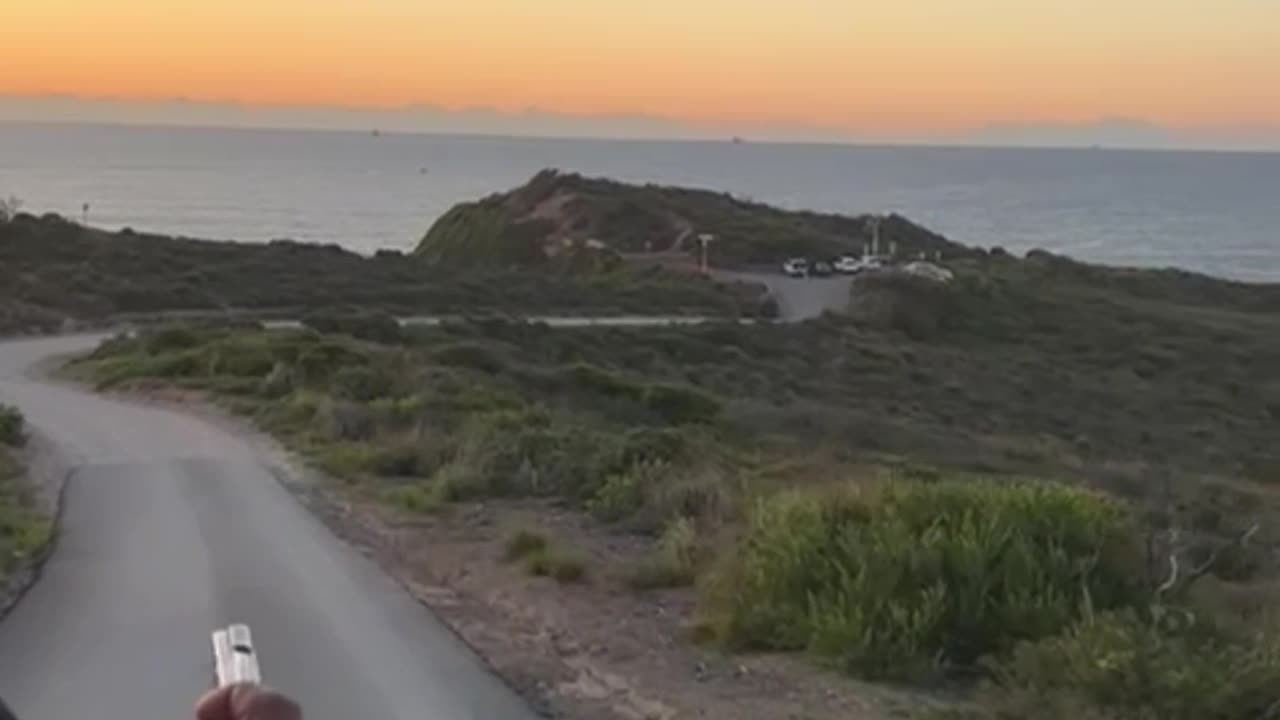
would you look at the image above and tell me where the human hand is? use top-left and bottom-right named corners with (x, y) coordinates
top-left (196, 684), bottom-right (302, 720)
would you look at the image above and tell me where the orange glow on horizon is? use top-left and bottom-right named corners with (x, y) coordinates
top-left (2, 0), bottom-right (1277, 134)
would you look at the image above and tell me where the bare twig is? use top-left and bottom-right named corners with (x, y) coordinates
top-left (1155, 525), bottom-right (1182, 596)
top-left (1158, 521), bottom-right (1260, 598)
top-left (1183, 522), bottom-right (1260, 586)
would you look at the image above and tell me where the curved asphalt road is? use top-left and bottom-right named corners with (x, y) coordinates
top-left (0, 334), bottom-right (538, 720)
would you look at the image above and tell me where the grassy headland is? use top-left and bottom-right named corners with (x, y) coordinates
top-left (417, 169), bottom-right (976, 269)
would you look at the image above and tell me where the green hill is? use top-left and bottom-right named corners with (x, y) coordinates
top-left (417, 169), bottom-right (974, 269)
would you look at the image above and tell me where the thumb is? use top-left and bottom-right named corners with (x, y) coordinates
top-left (196, 684), bottom-right (301, 720)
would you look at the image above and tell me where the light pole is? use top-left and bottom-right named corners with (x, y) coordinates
top-left (864, 215), bottom-right (884, 258)
top-left (697, 233), bottom-right (715, 275)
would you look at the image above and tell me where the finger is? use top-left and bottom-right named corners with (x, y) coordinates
top-left (195, 685), bottom-right (235, 720)
top-left (231, 685), bottom-right (302, 720)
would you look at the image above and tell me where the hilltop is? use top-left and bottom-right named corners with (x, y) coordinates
top-left (417, 169), bottom-right (974, 269)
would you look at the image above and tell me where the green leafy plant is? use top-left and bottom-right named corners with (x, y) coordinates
top-left (504, 529), bottom-right (549, 561)
top-left (627, 516), bottom-right (699, 589)
top-left (705, 479), bottom-right (1143, 680)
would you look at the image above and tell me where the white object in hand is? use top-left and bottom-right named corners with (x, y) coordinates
top-left (212, 623), bottom-right (262, 687)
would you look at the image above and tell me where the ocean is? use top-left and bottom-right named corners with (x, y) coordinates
top-left (2, 123), bottom-right (1278, 282)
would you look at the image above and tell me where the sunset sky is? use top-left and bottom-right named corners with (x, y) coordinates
top-left (2, 0), bottom-right (1277, 137)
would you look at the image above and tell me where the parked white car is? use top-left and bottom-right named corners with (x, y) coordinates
top-left (782, 258), bottom-right (809, 277)
top-left (833, 255), bottom-right (884, 274)
top-left (833, 255), bottom-right (862, 273)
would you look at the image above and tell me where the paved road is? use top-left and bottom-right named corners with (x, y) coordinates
top-left (710, 271), bottom-right (852, 321)
top-left (0, 335), bottom-right (538, 720)
top-left (267, 314), bottom-right (721, 330)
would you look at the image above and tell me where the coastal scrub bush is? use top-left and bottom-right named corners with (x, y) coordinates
top-left (526, 547), bottom-right (587, 583)
top-left (382, 483), bottom-right (442, 514)
top-left (207, 336), bottom-right (277, 377)
top-left (294, 340), bottom-right (367, 384)
top-left (143, 325), bottom-right (203, 354)
top-left (974, 610), bottom-right (1280, 720)
top-left (642, 382), bottom-right (721, 424)
top-left (588, 460), bottom-right (666, 522)
top-left (627, 516), bottom-right (699, 589)
top-left (705, 479), bottom-right (1143, 680)
top-left (504, 528), bottom-right (549, 561)
top-left (332, 365), bottom-right (393, 402)
top-left (430, 342), bottom-right (506, 374)
top-left (0, 405), bottom-right (25, 447)
top-left (257, 362), bottom-right (294, 399)
top-left (565, 363), bottom-right (645, 403)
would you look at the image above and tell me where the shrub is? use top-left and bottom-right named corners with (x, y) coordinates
top-left (0, 405), bottom-right (25, 447)
top-left (332, 365), bottom-right (393, 402)
top-left (642, 382), bottom-right (721, 424)
top-left (588, 460), bottom-right (666, 521)
top-left (526, 548), bottom-right (587, 583)
top-left (435, 409), bottom-right (624, 500)
top-left (365, 437), bottom-right (427, 477)
top-left (705, 479), bottom-right (1143, 680)
top-left (142, 326), bottom-right (203, 354)
top-left (504, 529), bottom-right (549, 561)
top-left (319, 401), bottom-right (376, 441)
top-left (976, 610), bottom-right (1280, 720)
top-left (295, 340), bottom-right (367, 384)
top-left (207, 337), bottom-right (277, 377)
top-left (627, 516), bottom-right (698, 589)
top-left (257, 362), bottom-right (294, 398)
top-left (383, 484), bottom-right (443, 514)
top-left (150, 350), bottom-right (205, 378)
top-left (565, 363), bottom-right (645, 402)
top-left (313, 443), bottom-right (377, 479)
top-left (431, 343), bottom-right (506, 374)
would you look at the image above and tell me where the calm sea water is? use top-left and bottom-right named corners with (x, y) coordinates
top-left (2, 123), bottom-right (1278, 281)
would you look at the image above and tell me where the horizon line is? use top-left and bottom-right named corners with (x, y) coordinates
top-left (3, 93), bottom-right (1280, 153)
top-left (3, 117), bottom-right (1280, 157)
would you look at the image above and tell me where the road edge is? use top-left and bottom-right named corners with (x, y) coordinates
top-left (48, 375), bottom-right (564, 718)
top-left (0, 430), bottom-right (77, 623)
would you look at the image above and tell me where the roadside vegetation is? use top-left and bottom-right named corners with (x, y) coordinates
top-left (0, 404), bottom-right (51, 586)
top-left (69, 238), bottom-right (1280, 716)
top-left (0, 211), bottom-right (768, 336)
